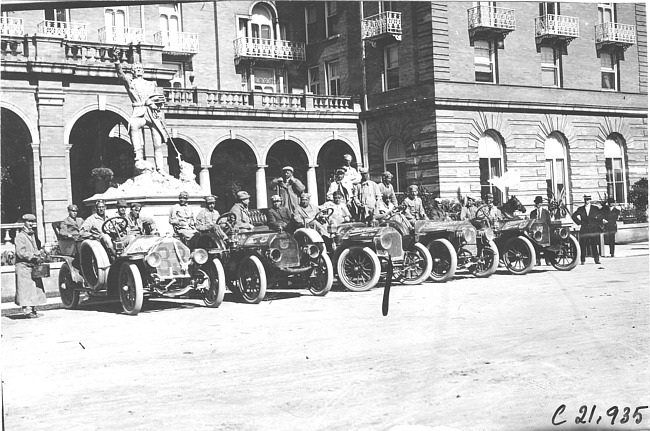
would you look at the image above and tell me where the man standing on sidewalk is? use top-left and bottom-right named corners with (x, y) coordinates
top-left (14, 214), bottom-right (47, 318)
top-left (572, 194), bottom-right (602, 265)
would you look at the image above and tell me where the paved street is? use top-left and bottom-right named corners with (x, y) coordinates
top-left (2, 252), bottom-right (649, 431)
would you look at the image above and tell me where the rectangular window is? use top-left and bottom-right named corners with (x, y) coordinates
top-left (601, 52), bottom-right (618, 91)
top-left (541, 46), bottom-right (561, 87)
top-left (164, 61), bottom-right (185, 88)
top-left (381, 2), bottom-right (395, 13)
top-left (598, 2), bottom-right (615, 23)
top-left (479, 158), bottom-right (503, 205)
top-left (539, 2), bottom-right (559, 15)
top-left (325, 1), bottom-right (338, 38)
top-left (326, 60), bottom-right (341, 95)
top-left (308, 66), bottom-right (321, 94)
top-left (386, 162), bottom-right (407, 193)
top-left (474, 40), bottom-right (497, 83)
top-left (45, 8), bottom-right (68, 22)
top-left (605, 158), bottom-right (625, 202)
top-left (384, 44), bottom-right (399, 91)
top-left (305, 5), bottom-right (318, 44)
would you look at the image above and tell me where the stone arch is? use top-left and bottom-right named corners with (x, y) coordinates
top-left (263, 135), bottom-right (311, 165)
top-left (535, 114), bottom-right (577, 148)
top-left (209, 137), bottom-right (260, 213)
top-left (314, 135), bottom-right (359, 166)
top-left (264, 139), bottom-right (310, 207)
top-left (64, 104), bottom-right (130, 150)
top-left (248, 1), bottom-right (279, 20)
top-left (596, 117), bottom-right (633, 149)
top-left (167, 135), bottom-right (202, 185)
top-left (468, 111), bottom-right (514, 148)
top-left (209, 133), bottom-right (262, 166)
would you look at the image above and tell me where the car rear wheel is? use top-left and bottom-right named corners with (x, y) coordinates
top-left (308, 253), bottom-right (333, 296)
top-left (79, 240), bottom-right (109, 290)
top-left (58, 262), bottom-right (80, 309)
top-left (203, 258), bottom-right (226, 307)
top-left (337, 247), bottom-right (381, 292)
top-left (118, 263), bottom-right (144, 315)
top-left (428, 238), bottom-right (457, 282)
top-left (402, 242), bottom-right (433, 285)
top-left (548, 234), bottom-right (580, 271)
top-left (503, 235), bottom-right (536, 275)
top-left (238, 255), bottom-right (267, 304)
top-left (472, 240), bottom-right (499, 278)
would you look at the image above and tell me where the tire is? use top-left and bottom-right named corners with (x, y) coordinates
top-left (58, 262), bottom-right (80, 309)
top-left (118, 263), bottom-right (144, 315)
top-left (308, 253), bottom-right (333, 296)
top-left (203, 258), bottom-right (226, 308)
top-left (337, 247), bottom-right (381, 292)
top-left (503, 235), bottom-right (536, 275)
top-left (472, 240), bottom-right (499, 278)
top-left (427, 238), bottom-right (457, 282)
top-left (402, 242), bottom-right (433, 285)
top-left (79, 240), bottom-right (109, 290)
top-left (548, 234), bottom-right (580, 271)
top-left (237, 255), bottom-right (267, 304)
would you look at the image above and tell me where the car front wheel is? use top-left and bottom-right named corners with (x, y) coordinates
top-left (548, 234), bottom-right (580, 271)
top-left (472, 240), bottom-right (499, 278)
top-left (402, 242), bottom-right (433, 285)
top-left (203, 258), bottom-right (226, 307)
top-left (118, 262), bottom-right (144, 315)
top-left (428, 238), bottom-right (457, 282)
top-left (337, 247), bottom-right (381, 292)
top-left (237, 255), bottom-right (267, 304)
top-left (308, 253), bottom-right (333, 296)
top-left (503, 235), bottom-right (536, 275)
top-left (58, 262), bottom-right (80, 309)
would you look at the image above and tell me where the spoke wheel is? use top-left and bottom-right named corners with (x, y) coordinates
top-left (203, 258), bottom-right (226, 307)
top-left (503, 235), bottom-right (536, 275)
top-left (428, 238), bottom-right (457, 282)
top-left (79, 240), bottom-right (109, 290)
top-left (118, 263), bottom-right (144, 315)
top-left (472, 240), bottom-right (499, 278)
top-left (337, 247), bottom-right (381, 292)
top-left (402, 242), bottom-right (433, 285)
top-left (237, 255), bottom-right (267, 304)
top-left (548, 234), bottom-right (580, 271)
top-left (58, 262), bottom-right (80, 309)
top-left (308, 253), bottom-right (333, 296)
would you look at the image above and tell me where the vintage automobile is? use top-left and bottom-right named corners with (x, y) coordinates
top-left (474, 196), bottom-right (581, 275)
top-left (190, 210), bottom-right (333, 304)
top-left (54, 216), bottom-right (224, 315)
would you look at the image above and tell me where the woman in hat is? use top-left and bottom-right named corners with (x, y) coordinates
top-left (14, 214), bottom-right (47, 318)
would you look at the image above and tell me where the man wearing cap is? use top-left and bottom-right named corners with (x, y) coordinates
top-left (530, 196), bottom-right (551, 224)
top-left (353, 167), bottom-right (381, 223)
top-left (196, 195), bottom-right (221, 233)
top-left (403, 185), bottom-right (428, 226)
top-left (81, 200), bottom-right (116, 258)
top-left (269, 166), bottom-right (305, 212)
top-left (341, 154), bottom-right (361, 185)
top-left (572, 194), bottom-right (602, 265)
top-left (14, 214), bottom-right (47, 318)
top-left (169, 191), bottom-right (197, 242)
top-left (601, 197), bottom-right (620, 258)
top-left (267, 194), bottom-right (296, 233)
top-left (60, 204), bottom-right (84, 240)
top-left (293, 192), bottom-right (329, 237)
top-left (460, 196), bottom-right (477, 221)
top-left (230, 191), bottom-right (255, 231)
top-left (114, 199), bottom-right (128, 219)
top-left (484, 193), bottom-right (503, 222)
top-left (326, 168), bottom-right (353, 203)
top-left (126, 202), bottom-right (158, 236)
top-left (377, 171), bottom-right (398, 207)
top-left (430, 198), bottom-right (448, 222)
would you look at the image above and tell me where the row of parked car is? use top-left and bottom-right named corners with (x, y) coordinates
top-left (53, 198), bottom-right (580, 316)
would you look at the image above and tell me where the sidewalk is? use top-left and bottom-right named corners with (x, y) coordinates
top-left (2, 241), bottom-right (648, 316)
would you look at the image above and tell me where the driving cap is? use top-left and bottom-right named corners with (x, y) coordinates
top-left (21, 213), bottom-right (36, 222)
top-left (271, 194), bottom-right (282, 202)
top-left (301, 192), bottom-right (311, 199)
top-left (381, 171), bottom-right (393, 178)
top-left (67, 204), bottom-right (78, 211)
top-left (343, 154), bottom-right (352, 161)
top-left (237, 191), bottom-right (250, 200)
top-left (130, 202), bottom-right (143, 209)
top-left (116, 199), bottom-right (128, 208)
top-left (179, 191), bottom-right (189, 199)
top-left (335, 167), bottom-right (346, 175)
top-left (359, 167), bottom-right (369, 174)
top-left (282, 166), bottom-right (294, 172)
top-left (332, 190), bottom-right (344, 198)
top-left (95, 199), bottom-right (106, 207)
top-left (583, 194), bottom-right (592, 200)
top-left (534, 196), bottom-right (544, 204)
top-left (204, 195), bottom-right (217, 203)
top-left (486, 193), bottom-right (494, 199)
top-left (408, 185), bottom-right (419, 192)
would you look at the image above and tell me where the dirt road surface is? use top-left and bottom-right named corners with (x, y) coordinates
top-left (2, 256), bottom-right (649, 431)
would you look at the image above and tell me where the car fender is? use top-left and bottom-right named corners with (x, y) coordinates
top-left (293, 228), bottom-right (324, 246)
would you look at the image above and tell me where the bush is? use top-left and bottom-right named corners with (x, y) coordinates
top-left (628, 178), bottom-right (648, 223)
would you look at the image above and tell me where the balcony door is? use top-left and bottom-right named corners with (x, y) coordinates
top-left (598, 3), bottom-right (615, 23)
top-left (251, 3), bottom-right (274, 41)
top-left (104, 7), bottom-right (128, 43)
top-left (539, 2), bottom-right (559, 16)
top-left (160, 3), bottom-right (181, 41)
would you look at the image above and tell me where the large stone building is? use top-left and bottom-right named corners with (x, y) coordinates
top-left (1, 1), bottom-right (647, 244)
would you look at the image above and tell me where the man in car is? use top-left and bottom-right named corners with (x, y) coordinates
top-left (229, 191), bottom-right (255, 231)
top-left (169, 191), bottom-right (197, 241)
top-left (267, 194), bottom-right (295, 233)
top-left (81, 199), bottom-right (115, 259)
top-left (484, 193), bottom-right (503, 222)
top-left (377, 171), bottom-right (398, 207)
top-left (353, 167), bottom-right (381, 223)
top-left (403, 185), bottom-right (428, 226)
top-left (115, 199), bottom-right (128, 218)
top-left (126, 202), bottom-right (158, 236)
top-left (60, 204), bottom-right (84, 240)
top-left (320, 191), bottom-right (351, 226)
top-left (293, 192), bottom-right (328, 237)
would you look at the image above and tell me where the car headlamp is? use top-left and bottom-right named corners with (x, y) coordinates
top-left (557, 227), bottom-right (569, 239)
top-left (531, 226), bottom-right (544, 241)
top-left (192, 248), bottom-right (209, 265)
top-left (268, 248), bottom-right (282, 262)
top-left (303, 244), bottom-right (320, 259)
top-left (482, 227), bottom-right (495, 242)
top-left (378, 233), bottom-right (392, 250)
top-left (145, 252), bottom-right (162, 268)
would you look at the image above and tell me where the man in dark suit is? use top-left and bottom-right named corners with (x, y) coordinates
top-left (530, 196), bottom-right (552, 224)
top-left (601, 197), bottom-right (621, 257)
top-left (267, 194), bottom-right (295, 233)
top-left (571, 194), bottom-right (602, 265)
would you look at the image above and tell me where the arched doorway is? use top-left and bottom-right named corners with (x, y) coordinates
top-left (1, 108), bottom-right (35, 223)
top-left (167, 138), bottom-right (201, 184)
top-left (69, 111), bottom-right (131, 216)
top-left (210, 140), bottom-right (258, 213)
top-left (265, 140), bottom-right (308, 207)
top-left (316, 140), bottom-right (358, 204)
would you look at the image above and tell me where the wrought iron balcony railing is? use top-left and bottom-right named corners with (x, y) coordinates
top-left (98, 26), bottom-right (144, 45)
top-left (362, 11), bottom-right (402, 42)
top-left (595, 22), bottom-right (636, 50)
top-left (233, 37), bottom-right (306, 62)
top-left (1, 17), bottom-right (24, 37)
top-left (467, 5), bottom-right (515, 39)
top-left (153, 30), bottom-right (198, 53)
top-left (37, 20), bottom-right (88, 41)
top-left (535, 14), bottom-right (579, 43)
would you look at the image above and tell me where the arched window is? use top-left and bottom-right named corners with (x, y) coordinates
top-left (544, 132), bottom-right (569, 204)
top-left (478, 131), bottom-right (504, 205)
top-left (384, 139), bottom-right (407, 193)
top-left (604, 135), bottom-right (626, 203)
top-left (251, 3), bottom-right (274, 40)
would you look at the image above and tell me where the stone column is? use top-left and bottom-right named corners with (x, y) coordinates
top-left (199, 165), bottom-right (212, 193)
top-left (256, 165), bottom-right (268, 209)
top-left (307, 165), bottom-right (318, 206)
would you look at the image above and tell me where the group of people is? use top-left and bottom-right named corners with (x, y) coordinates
top-left (571, 194), bottom-right (621, 265)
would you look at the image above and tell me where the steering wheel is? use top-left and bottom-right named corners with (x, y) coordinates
top-left (311, 207), bottom-right (334, 225)
top-left (474, 204), bottom-right (491, 221)
top-left (216, 212), bottom-right (237, 235)
top-left (102, 216), bottom-right (128, 239)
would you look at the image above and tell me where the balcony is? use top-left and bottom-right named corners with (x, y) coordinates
top-left (153, 31), bottom-right (198, 54)
top-left (98, 26), bottom-right (144, 45)
top-left (1, 17), bottom-right (24, 37)
top-left (362, 11), bottom-right (402, 44)
top-left (467, 5), bottom-right (515, 40)
top-left (233, 37), bottom-right (306, 64)
top-left (535, 14), bottom-right (579, 45)
top-left (595, 22), bottom-right (636, 51)
top-left (37, 20), bottom-right (88, 41)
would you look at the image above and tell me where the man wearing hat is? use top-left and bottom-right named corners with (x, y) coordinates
top-left (267, 194), bottom-right (296, 233)
top-left (377, 171), bottom-right (398, 207)
top-left (572, 194), bottom-right (602, 265)
top-left (114, 199), bottom-right (128, 218)
top-left (14, 214), bottom-right (47, 318)
top-left (320, 190), bottom-right (351, 225)
top-left (60, 204), bottom-right (83, 240)
top-left (601, 196), bottom-right (620, 257)
top-left (484, 193), bottom-right (503, 222)
top-left (326, 167), bottom-right (353, 203)
top-left (196, 195), bottom-right (224, 237)
top-left (430, 197), bottom-right (448, 222)
top-left (341, 154), bottom-right (361, 185)
top-left (530, 196), bottom-right (551, 224)
top-left (352, 167), bottom-right (380, 223)
top-left (269, 166), bottom-right (305, 212)
top-left (460, 195), bottom-right (477, 221)
top-left (403, 185), bottom-right (428, 226)
top-left (126, 202), bottom-right (158, 237)
top-left (81, 200), bottom-right (115, 258)
top-left (293, 192), bottom-right (329, 237)
top-left (229, 191), bottom-right (254, 231)
top-left (169, 191), bottom-right (197, 241)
